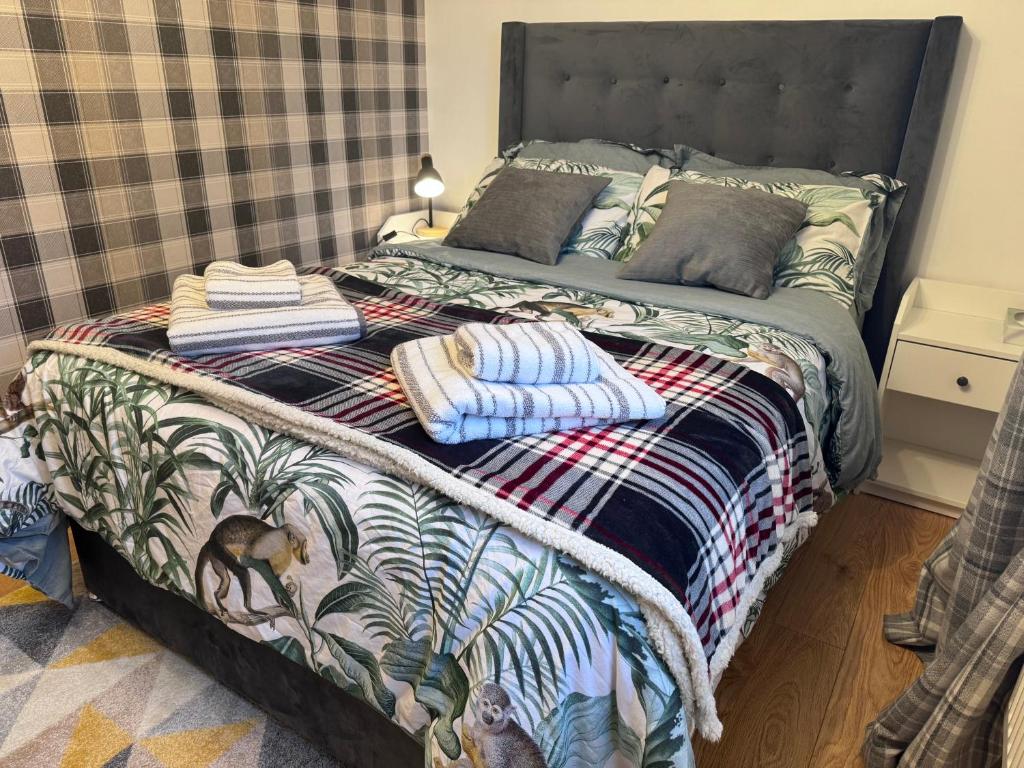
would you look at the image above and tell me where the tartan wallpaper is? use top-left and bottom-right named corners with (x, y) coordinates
top-left (0, 0), bottom-right (426, 379)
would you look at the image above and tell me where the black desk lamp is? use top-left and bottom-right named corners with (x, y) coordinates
top-left (413, 154), bottom-right (447, 237)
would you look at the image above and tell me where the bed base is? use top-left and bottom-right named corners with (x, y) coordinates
top-left (69, 521), bottom-right (422, 768)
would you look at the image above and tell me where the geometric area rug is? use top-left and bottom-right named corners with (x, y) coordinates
top-left (0, 583), bottom-right (339, 767)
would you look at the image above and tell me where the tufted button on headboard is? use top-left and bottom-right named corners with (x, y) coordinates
top-left (498, 18), bottom-right (962, 374)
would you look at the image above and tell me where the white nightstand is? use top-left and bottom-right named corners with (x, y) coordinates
top-left (377, 209), bottom-right (457, 245)
top-left (864, 278), bottom-right (1024, 516)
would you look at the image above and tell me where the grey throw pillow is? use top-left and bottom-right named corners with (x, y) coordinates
top-left (618, 181), bottom-right (808, 299)
top-left (676, 143), bottom-right (907, 315)
top-left (443, 167), bottom-right (610, 265)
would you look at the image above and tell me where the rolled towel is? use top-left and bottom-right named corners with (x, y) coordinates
top-left (392, 334), bottom-right (665, 444)
top-left (169, 274), bottom-right (365, 357)
top-left (204, 259), bottom-right (302, 309)
top-left (452, 321), bottom-right (602, 384)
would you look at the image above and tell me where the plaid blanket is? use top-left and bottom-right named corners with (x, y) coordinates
top-left (35, 269), bottom-right (814, 658)
top-left (864, 356), bottom-right (1024, 767)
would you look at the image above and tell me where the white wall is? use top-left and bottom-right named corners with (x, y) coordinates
top-left (425, 1), bottom-right (1023, 292)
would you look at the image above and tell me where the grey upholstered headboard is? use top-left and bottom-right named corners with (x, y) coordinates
top-left (498, 18), bottom-right (962, 375)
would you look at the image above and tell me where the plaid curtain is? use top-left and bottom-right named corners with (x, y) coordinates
top-left (0, 0), bottom-right (426, 381)
top-left (864, 355), bottom-right (1024, 767)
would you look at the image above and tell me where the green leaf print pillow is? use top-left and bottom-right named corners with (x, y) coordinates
top-left (453, 157), bottom-right (643, 260)
top-left (615, 167), bottom-right (880, 309)
top-left (614, 165), bottom-right (673, 264)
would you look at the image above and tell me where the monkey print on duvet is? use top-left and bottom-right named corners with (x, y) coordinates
top-left (21, 254), bottom-right (838, 768)
top-left (25, 352), bottom-right (693, 767)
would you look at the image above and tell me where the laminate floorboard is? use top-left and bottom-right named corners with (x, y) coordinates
top-left (694, 493), bottom-right (954, 768)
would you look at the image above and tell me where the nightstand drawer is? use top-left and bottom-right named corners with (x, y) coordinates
top-left (887, 341), bottom-right (1016, 412)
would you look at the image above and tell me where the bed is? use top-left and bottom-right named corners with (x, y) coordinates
top-left (10, 18), bottom-right (961, 768)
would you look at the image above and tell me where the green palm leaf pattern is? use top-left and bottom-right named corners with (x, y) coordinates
top-left (561, 223), bottom-right (625, 259)
top-left (640, 688), bottom-right (692, 768)
top-left (534, 691), bottom-right (651, 768)
top-left (347, 256), bottom-right (540, 308)
top-left (554, 162), bottom-right (642, 257)
top-left (842, 169), bottom-right (908, 194)
top-left (774, 240), bottom-right (857, 293)
top-left (319, 630), bottom-right (398, 718)
top-left (614, 168), bottom-right (672, 262)
top-left (315, 474), bottom-right (684, 759)
top-left (22, 248), bottom-right (846, 766)
top-left (30, 354), bottom-right (221, 591)
top-left (178, 421), bottom-right (361, 580)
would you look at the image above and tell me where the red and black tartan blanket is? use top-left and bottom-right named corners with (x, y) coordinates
top-left (35, 270), bottom-right (814, 661)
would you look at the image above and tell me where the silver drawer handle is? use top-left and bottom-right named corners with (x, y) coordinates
top-left (956, 376), bottom-right (970, 388)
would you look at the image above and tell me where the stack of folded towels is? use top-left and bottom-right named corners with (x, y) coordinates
top-left (392, 321), bottom-right (666, 444)
top-left (167, 260), bottom-right (365, 356)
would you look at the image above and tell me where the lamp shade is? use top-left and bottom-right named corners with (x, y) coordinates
top-left (414, 154), bottom-right (444, 198)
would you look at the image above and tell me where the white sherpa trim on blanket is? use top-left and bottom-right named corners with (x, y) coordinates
top-left (27, 338), bottom-right (819, 741)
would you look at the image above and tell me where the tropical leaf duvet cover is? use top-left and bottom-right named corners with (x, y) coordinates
top-left (18, 253), bottom-right (843, 768)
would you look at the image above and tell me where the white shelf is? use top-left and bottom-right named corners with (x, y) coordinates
top-left (864, 438), bottom-right (978, 517)
top-left (377, 209), bottom-right (457, 245)
top-left (900, 307), bottom-right (1021, 361)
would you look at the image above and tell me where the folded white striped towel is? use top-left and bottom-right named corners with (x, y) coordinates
top-left (169, 274), bottom-right (365, 357)
top-left (392, 334), bottom-right (665, 444)
top-left (204, 260), bottom-right (302, 309)
top-left (452, 321), bottom-right (601, 385)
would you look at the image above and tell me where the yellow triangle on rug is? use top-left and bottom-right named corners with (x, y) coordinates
top-left (0, 585), bottom-right (50, 607)
top-left (0, 590), bottom-right (335, 765)
top-left (140, 720), bottom-right (257, 768)
top-left (51, 624), bottom-right (161, 669)
top-left (61, 705), bottom-right (133, 768)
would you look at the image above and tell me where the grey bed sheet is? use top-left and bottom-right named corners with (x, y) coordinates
top-left (372, 241), bottom-right (881, 490)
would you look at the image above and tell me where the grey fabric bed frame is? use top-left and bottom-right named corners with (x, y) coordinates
top-left (499, 18), bottom-right (962, 375)
top-left (75, 19), bottom-right (963, 766)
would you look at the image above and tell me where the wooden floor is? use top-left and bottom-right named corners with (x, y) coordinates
top-left (1, 495), bottom-right (951, 767)
top-left (694, 493), bottom-right (953, 768)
